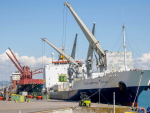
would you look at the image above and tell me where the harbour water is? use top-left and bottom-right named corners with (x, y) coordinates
top-left (138, 90), bottom-right (150, 110)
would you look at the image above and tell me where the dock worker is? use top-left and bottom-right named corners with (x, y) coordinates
top-left (25, 96), bottom-right (26, 102)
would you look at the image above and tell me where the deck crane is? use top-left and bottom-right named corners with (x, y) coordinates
top-left (64, 2), bottom-right (107, 72)
top-left (86, 22), bottom-right (95, 77)
top-left (6, 48), bottom-right (43, 80)
top-left (68, 34), bottom-right (79, 83)
top-left (71, 33), bottom-right (78, 59)
top-left (6, 48), bottom-right (43, 93)
top-left (41, 34), bottom-right (85, 84)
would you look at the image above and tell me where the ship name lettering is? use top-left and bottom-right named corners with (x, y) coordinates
top-left (84, 81), bottom-right (108, 85)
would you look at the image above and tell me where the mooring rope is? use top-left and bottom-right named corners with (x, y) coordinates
top-left (87, 77), bottom-right (116, 102)
top-left (132, 72), bottom-right (143, 107)
top-left (88, 89), bottom-right (99, 98)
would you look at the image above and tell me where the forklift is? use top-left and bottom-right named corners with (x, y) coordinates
top-left (36, 92), bottom-right (43, 100)
top-left (36, 89), bottom-right (43, 100)
top-left (0, 88), bottom-right (6, 100)
top-left (79, 92), bottom-right (91, 107)
top-left (0, 92), bottom-right (4, 100)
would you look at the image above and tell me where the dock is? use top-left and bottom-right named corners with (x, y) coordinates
top-left (0, 99), bottom-right (134, 113)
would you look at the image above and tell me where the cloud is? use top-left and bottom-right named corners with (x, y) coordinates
top-left (77, 52), bottom-right (150, 71)
top-left (0, 49), bottom-right (52, 81)
top-left (133, 53), bottom-right (150, 70)
top-left (1, 48), bottom-right (149, 82)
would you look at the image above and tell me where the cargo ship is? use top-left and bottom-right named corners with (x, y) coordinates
top-left (7, 48), bottom-right (43, 94)
top-left (43, 1), bottom-right (150, 107)
top-left (44, 50), bottom-right (150, 107)
top-left (10, 71), bottom-right (43, 94)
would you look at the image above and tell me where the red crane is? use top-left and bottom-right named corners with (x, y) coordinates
top-left (6, 48), bottom-right (43, 85)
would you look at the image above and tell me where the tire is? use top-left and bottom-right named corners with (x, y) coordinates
top-left (83, 103), bottom-right (86, 106)
top-left (89, 103), bottom-right (91, 107)
top-left (41, 97), bottom-right (43, 100)
top-left (36, 97), bottom-right (38, 100)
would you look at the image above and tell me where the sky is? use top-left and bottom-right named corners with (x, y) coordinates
top-left (0, 0), bottom-right (150, 81)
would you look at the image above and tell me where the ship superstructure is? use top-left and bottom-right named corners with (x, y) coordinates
top-left (43, 34), bottom-right (86, 91)
top-left (9, 71), bottom-right (20, 90)
top-left (44, 60), bottom-right (69, 88)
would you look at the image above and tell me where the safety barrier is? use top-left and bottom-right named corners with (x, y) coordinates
top-left (11, 94), bottom-right (25, 102)
top-left (42, 94), bottom-right (49, 100)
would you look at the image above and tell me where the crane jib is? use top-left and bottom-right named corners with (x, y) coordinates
top-left (41, 38), bottom-right (78, 66)
top-left (64, 1), bottom-right (105, 56)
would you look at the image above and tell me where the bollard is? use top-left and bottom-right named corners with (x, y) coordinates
top-left (113, 92), bottom-right (115, 113)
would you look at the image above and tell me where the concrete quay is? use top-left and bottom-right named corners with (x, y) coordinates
top-left (0, 99), bottom-right (133, 113)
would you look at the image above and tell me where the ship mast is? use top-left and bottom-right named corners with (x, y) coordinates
top-left (123, 24), bottom-right (127, 71)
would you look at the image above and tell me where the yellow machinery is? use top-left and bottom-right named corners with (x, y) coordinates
top-left (79, 92), bottom-right (91, 107)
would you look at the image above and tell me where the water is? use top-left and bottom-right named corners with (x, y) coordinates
top-left (138, 90), bottom-right (150, 110)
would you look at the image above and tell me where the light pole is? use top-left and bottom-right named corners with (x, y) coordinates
top-left (99, 79), bottom-right (100, 104)
top-left (113, 92), bottom-right (115, 113)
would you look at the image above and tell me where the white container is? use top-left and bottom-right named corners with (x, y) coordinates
top-left (19, 91), bottom-right (28, 96)
top-left (53, 85), bottom-right (59, 90)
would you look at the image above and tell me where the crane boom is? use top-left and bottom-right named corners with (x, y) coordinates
top-left (64, 1), bottom-right (105, 56)
top-left (92, 22), bottom-right (95, 36)
top-left (32, 71), bottom-right (43, 76)
top-left (6, 52), bottom-right (23, 74)
top-left (8, 47), bottom-right (24, 72)
top-left (87, 22), bottom-right (95, 61)
top-left (41, 38), bottom-right (78, 66)
top-left (71, 33), bottom-right (78, 59)
top-left (86, 22), bottom-right (95, 77)
top-left (32, 68), bottom-right (42, 73)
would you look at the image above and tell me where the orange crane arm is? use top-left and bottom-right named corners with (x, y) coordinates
top-left (6, 52), bottom-right (23, 74)
top-left (8, 47), bottom-right (24, 72)
top-left (32, 68), bottom-right (42, 73)
top-left (32, 71), bottom-right (43, 76)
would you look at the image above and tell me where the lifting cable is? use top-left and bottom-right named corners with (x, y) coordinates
top-left (62, 6), bottom-right (65, 50)
top-left (42, 40), bottom-right (43, 68)
top-left (61, 6), bottom-right (68, 58)
top-left (64, 6), bottom-right (68, 50)
top-left (43, 41), bottom-right (45, 67)
top-left (77, 37), bottom-right (78, 60)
